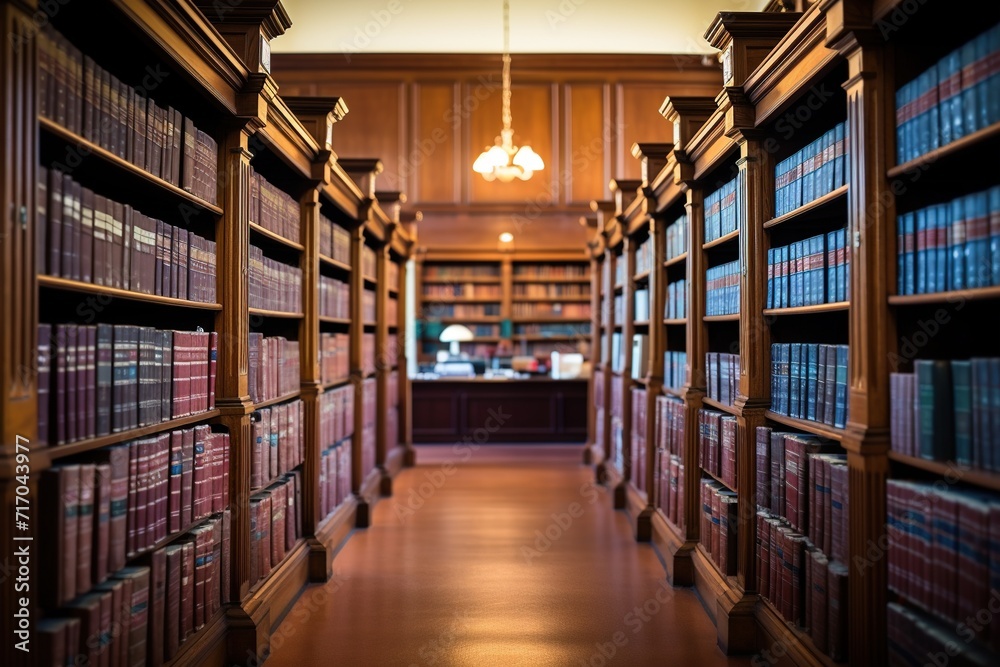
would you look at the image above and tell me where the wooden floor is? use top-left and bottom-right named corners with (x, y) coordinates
top-left (266, 445), bottom-right (752, 667)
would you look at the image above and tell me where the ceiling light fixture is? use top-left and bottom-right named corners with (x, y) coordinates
top-left (499, 232), bottom-right (514, 243)
top-left (472, 0), bottom-right (544, 183)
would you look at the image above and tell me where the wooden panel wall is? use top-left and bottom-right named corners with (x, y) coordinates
top-left (272, 54), bottom-right (722, 250)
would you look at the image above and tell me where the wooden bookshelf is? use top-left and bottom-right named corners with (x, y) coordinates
top-left (886, 120), bottom-right (1000, 179)
top-left (762, 184), bottom-right (848, 229)
top-left (0, 4), bottom-right (413, 665)
top-left (764, 410), bottom-right (846, 442)
top-left (887, 452), bottom-right (1000, 493)
top-left (887, 285), bottom-right (1000, 306)
top-left (763, 301), bottom-right (850, 316)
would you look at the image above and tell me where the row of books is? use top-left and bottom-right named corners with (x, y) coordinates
top-left (755, 427), bottom-right (848, 563)
top-left (704, 176), bottom-right (740, 243)
top-left (658, 454), bottom-right (685, 531)
top-left (706, 260), bottom-right (740, 316)
top-left (320, 385), bottom-right (356, 450)
top-left (360, 379), bottom-right (377, 478)
top-left (38, 27), bottom-right (219, 204)
top-left (890, 358), bottom-right (999, 470)
top-left (427, 304), bottom-right (501, 318)
top-left (665, 279), bottom-right (687, 319)
top-left (511, 303), bottom-right (591, 318)
top-left (386, 371), bottom-right (401, 453)
top-left (319, 276), bottom-right (350, 320)
top-left (37, 324), bottom-right (217, 446)
top-left (635, 236), bottom-right (653, 277)
top-left (251, 400), bottom-right (305, 491)
top-left (41, 426), bottom-right (228, 607)
top-left (320, 333), bottom-right (350, 384)
top-left (423, 265), bottom-right (500, 280)
top-left (895, 187), bottom-right (1000, 295)
top-left (387, 296), bottom-right (398, 326)
top-left (247, 334), bottom-right (300, 405)
top-left (769, 343), bottom-right (849, 429)
top-left (773, 121), bottom-right (848, 218)
top-left (362, 246), bottom-right (377, 281)
top-left (888, 602), bottom-right (998, 667)
top-left (249, 246), bottom-right (302, 314)
top-left (698, 409), bottom-right (737, 490)
top-left (634, 288), bottom-right (650, 321)
top-left (38, 511), bottom-right (230, 667)
top-left (39, 167), bottom-right (217, 302)
top-left (362, 333), bottom-right (377, 376)
top-left (615, 257), bottom-right (627, 288)
top-left (320, 213), bottom-right (351, 266)
top-left (249, 472), bottom-right (302, 588)
top-left (514, 324), bottom-right (587, 336)
top-left (424, 284), bottom-right (503, 299)
top-left (665, 212), bottom-right (688, 262)
top-left (630, 388), bottom-right (648, 493)
top-left (512, 283), bottom-right (589, 298)
top-left (611, 376), bottom-right (625, 472)
top-left (513, 264), bottom-right (588, 279)
top-left (767, 229), bottom-right (850, 309)
top-left (663, 350), bottom-right (687, 391)
top-left (320, 440), bottom-right (353, 520)
top-left (385, 334), bottom-right (400, 369)
top-left (700, 479), bottom-right (738, 575)
top-left (886, 480), bottom-right (1000, 648)
top-left (895, 23), bottom-right (1000, 165)
top-left (614, 294), bottom-right (624, 323)
top-left (594, 370), bottom-right (606, 457)
top-left (363, 288), bottom-right (376, 323)
top-left (756, 511), bottom-right (849, 661)
top-left (705, 351), bottom-right (739, 406)
top-left (250, 169), bottom-right (301, 244)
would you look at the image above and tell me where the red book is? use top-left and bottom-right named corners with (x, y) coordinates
top-left (36, 618), bottom-right (71, 667)
top-left (149, 548), bottom-right (167, 666)
top-left (64, 592), bottom-right (104, 667)
top-left (80, 185), bottom-right (94, 284)
top-left (956, 494), bottom-right (990, 643)
top-left (96, 323), bottom-right (113, 437)
top-left (249, 497), bottom-right (261, 585)
top-left (788, 534), bottom-right (804, 626)
top-left (92, 445), bottom-right (129, 573)
top-left (930, 490), bottom-right (959, 620)
top-left (193, 424), bottom-right (211, 521)
top-left (113, 566), bottom-right (150, 667)
top-left (169, 430), bottom-right (184, 533)
top-left (210, 517), bottom-right (223, 617)
top-left (269, 482), bottom-right (287, 566)
top-left (83, 325), bottom-right (97, 439)
top-left (135, 437), bottom-right (153, 553)
top-left (258, 492), bottom-right (272, 577)
top-left (208, 331), bottom-right (217, 410)
top-left (827, 561), bottom-right (848, 661)
top-left (757, 513), bottom-right (770, 598)
top-left (157, 433), bottom-right (171, 542)
top-left (179, 541), bottom-right (195, 641)
top-left (164, 544), bottom-right (182, 660)
top-left (193, 525), bottom-right (211, 630)
top-left (180, 428), bottom-right (194, 528)
top-left (93, 462), bottom-right (112, 586)
top-left (38, 323), bottom-right (52, 445)
top-left (42, 464), bottom-right (80, 606)
top-left (66, 324), bottom-right (78, 443)
top-left (221, 509), bottom-right (232, 604)
top-left (810, 551), bottom-right (829, 653)
top-left (92, 577), bottom-right (124, 667)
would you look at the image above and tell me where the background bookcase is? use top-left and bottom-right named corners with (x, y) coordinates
top-left (0, 2), bottom-right (413, 665)
top-left (414, 250), bottom-right (591, 365)
top-left (585, 3), bottom-right (1000, 665)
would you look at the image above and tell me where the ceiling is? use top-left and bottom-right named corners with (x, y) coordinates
top-left (273, 0), bottom-right (771, 55)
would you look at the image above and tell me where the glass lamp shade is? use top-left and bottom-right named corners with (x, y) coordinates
top-left (512, 145), bottom-right (544, 172)
top-left (473, 145), bottom-right (510, 175)
top-left (439, 324), bottom-right (475, 343)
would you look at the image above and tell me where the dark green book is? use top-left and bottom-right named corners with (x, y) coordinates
top-left (951, 360), bottom-right (972, 465)
top-left (915, 360), bottom-right (954, 460)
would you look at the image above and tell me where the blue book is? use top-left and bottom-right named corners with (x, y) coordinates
top-left (834, 123), bottom-right (845, 187)
top-left (970, 192), bottom-right (990, 289)
top-left (820, 129), bottom-right (833, 197)
top-left (803, 140), bottom-right (815, 206)
top-left (972, 358), bottom-right (990, 469)
top-left (806, 343), bottom-right (819, 422)
top-left (929, 204), bottom-right (941, 293)
top-left (952, 360), bottom-right (973, 467)
top-left (767, 248), bottom-right (775, 309)
top-left (927, 66), bottom-right (941, 154)
top-left (962, 40), bottom-right (981, 136)
top-left (938, 49), bottom-right (963, 145)
top-left (917, 71), bottom-right (930, 158)
top-left (896, 81), bottom-right (909, 164)
top-left (915, 359), bottom-right (955, 460)
top-left (975, 32), bottom-right (992, 131)
top-left (790, 343), bottom-right (801, 418)
top-left (950, 199), bottom-right (966, 291)
top-left (990, 25), bottom-right (1000, 127)
top-left (936, 203), bottom-right (951, 293)
top-left (834, 345), bottom-right (848, 429)
top-left (813, 234), bottom-right (826, 306)
top-left (828, 231), bottom-right (839, 303)
top-left (990, 186), bottom-right (1000, 286)
top-left (990, 358), bottom-right (1000, 472)
top-left (794, 241), bottom-right (804, 308)
top-left (792, 149), bottom-right (803, 212)
top-left (770, 344), bottom-right (779, 406)
top-left (775, 158), bottom-right (786, 217)
top-left (916, 207), bottom-right (928, 294)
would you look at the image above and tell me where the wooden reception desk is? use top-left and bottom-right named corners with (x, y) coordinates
top-left (411, 377), bottom-right (587, 443)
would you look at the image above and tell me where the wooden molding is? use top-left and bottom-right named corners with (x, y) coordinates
top-left (704, 11), bottom-right (803, 88)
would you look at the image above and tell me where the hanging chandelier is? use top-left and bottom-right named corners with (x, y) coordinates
top-left (472, 0), bottom-right (544, 182)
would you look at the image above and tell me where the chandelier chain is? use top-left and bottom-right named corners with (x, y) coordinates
top-left (501, 0), bottom-right (511, 132)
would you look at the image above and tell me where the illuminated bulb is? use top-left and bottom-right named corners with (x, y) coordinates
top-left (499, 232), bottom-right (514, 243)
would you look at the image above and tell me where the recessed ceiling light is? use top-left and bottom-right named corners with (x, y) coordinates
top-left (499, 232), bottom-right (514, 243)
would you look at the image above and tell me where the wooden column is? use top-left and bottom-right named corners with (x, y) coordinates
top-left (826, 11), bottom-right (895, 664)
top-left (349, 218), bottom-right (370, 527)
top-left (645, 213), bottom-right (667, 517)
top-left (375, 232), bottom-right (391, 494)
top-left (683, 183), bottom-right (707, 542)
top-left (619, 232), bottom-right (636, 511)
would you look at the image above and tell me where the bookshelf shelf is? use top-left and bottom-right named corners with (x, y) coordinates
top-left (757, 598), bottom-right (844, 667)
top-left (513, 334), bottom-right (583, 342)
top-left (422, 276), bottom-right (501, 284)
top-left (662, 386), bottom-right (685, 399)
top-left (363, 275), bottom-right (378, 288)
top-left (632, 376), bottom-right (649, 386)
top-left (421, 297), bottom-right (501, 304)
top-left (511, 316), bottom-right (591, 323)
top-left (430, 316), bottom-right (502, 324)
top-left (765, 410), bottom-right (845, 442)
top-left (319, 254), bottom-right (352, 273)
top-left (38, 275), bottom-right (223, 311)
top-left (513, 276), bottom-right (591, 284)
top-left (38, 116), bottom-right (225, 216)
top-left (701, 467), bottom-right (736, 493)
top-left (762, 185), bottom-right (848, 230)
top-left (249, 222), bottom-right (304, 253)
top-left (245, 537), bottom-right (308, 599)
top-left (252, 463), bottom-right (305, 494)
top-left (701, 397), bottom-right (739, 417)
top-left (702, 228), bottom-right (739, 250)
top-left (886, 120), bottom-right (1000, 179)
top-left (663, 318), bottom-right (688, 326)
top-left (633, 270), bottom-right (651, 283)
top-left (322, 377), bottom-right (352, 390)
top-left (663, 252), bottom-right (687, 268)
top-left (253, 391), bottom-right (302, 411)
top-left (319, 316), bottom-right (351, 326)
top-left (703, 314), bottom-right (740, 323)
top-left (512, 296), bottom-right (591, 303)
top-left (46, 409), bottom-right (221, 461)
top-left (135, 510), bottom-right (228, 560)
top-left (249, 308), bottom-right (305, 320)
top-left (887, 451), bottom-right (1000, 492)
top-left (888, 286), bottom-right (1000, 306)
top-left (633, 320), bottom-right (650, 327)
top-left (763, 302), bottom-right (850, 316)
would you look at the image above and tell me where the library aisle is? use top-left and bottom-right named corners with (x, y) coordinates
top-left (265, 446), bottom-right (750, 667)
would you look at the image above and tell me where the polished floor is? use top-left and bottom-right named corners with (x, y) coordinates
top-left (265, 446), bottom-right (752, 667)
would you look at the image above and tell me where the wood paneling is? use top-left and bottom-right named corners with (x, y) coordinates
top-left (617, 84), bottom-right (676, 179)
top-left (413, 83), bottom-right (459, 203)
top-left (566, 84), bottom-right (610, 205)
top-left (321, 82), bottom-right (406, 190)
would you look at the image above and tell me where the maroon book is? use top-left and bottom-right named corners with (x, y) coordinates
top-left (66, 324), bottom-right (78, 443)
top-left (35, 618), bottom-right (71, 667)
top-left (93, 462), bottom-right (112, 586)
top-left (160, 330), bottom-right (173, 421)
top-left (135, 437), bottom-right (153, 552)
top-left (810, 550), bottom-right (829, 653)
top-left (126, 442), bottom-right (139, 557)
top-left (38, 323), bottom-right (52, 445)
top-left (192, 525), bottom-right (210, 630)
top-left (95, 323), bottom-right (113, 437)
top-left (156, 433), bottom-right (171, 543)
top-left (169, 430), bottom-right (183, 533)
top-left (80, 185), bottom-right (94, 284)
top-left (47, 167), bottom-right (63, 277)
top-left (180, 540), bottom-right (195, 640)
top-left (92, 577), bottom-right (124, 667)
top-left (60, 172), bottom-right (77, 281)
top-left (41, 464), bottom-right (79, 606)
top-left (193, 424), bottom-right (211, 521)
top-left (149, 548), bottom-right (167, 666)
top-left (827, 561), bottom-right (848, 661)
top-left (221, 509), bottom-right (231, 604)
top-left (210, 517), bottom-right (222, 617)
top-left (258, 492), bottom-right (272, 577)
top-left (757, 513), bottom-right (770, 598)
top-left (180, 428), bottom-right (194, 528)
top-left (249, 498), bottom-right (260, 586)
top-left (269, 483), bottom-right (287, 566)
top-left (208, 331), bottom-right (217, 410)
top-left (112, 566), bottom-right (150, 667)
top-left (164, 544), bottom-right (182, 659)
top-left (110, 200), bottom-right (124, 289)
top-left (175, 227), bottom-right (189, 301)
top-left (83, 324), bottom-right (97, 439)
top-left (64, 592), bottom-right (104, 667)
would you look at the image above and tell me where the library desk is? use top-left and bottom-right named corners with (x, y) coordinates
top-left (411, 377), bottom-right (587, 443)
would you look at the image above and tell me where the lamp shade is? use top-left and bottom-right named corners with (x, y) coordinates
top-left (512, 145), bottom-right (544, 172)
top-left (439, 324), bottom-right (475, 343)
